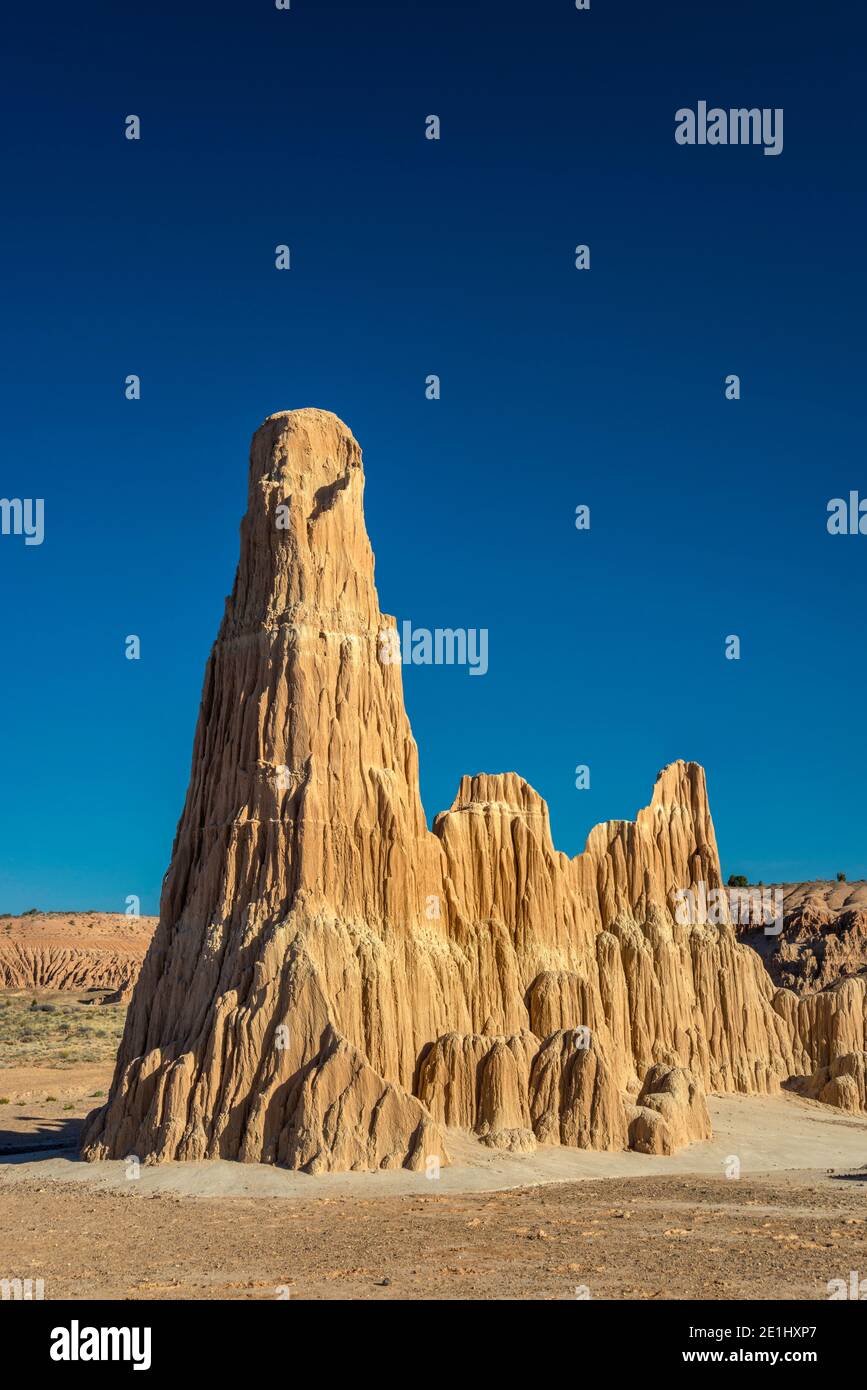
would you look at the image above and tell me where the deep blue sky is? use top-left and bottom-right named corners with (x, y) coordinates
top-left (2, 1), bottom-right (865, 914)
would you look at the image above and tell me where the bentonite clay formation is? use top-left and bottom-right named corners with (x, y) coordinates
top-left (82, 409), bottom-right (867, 1170)
top-left (737, 881), bottom-right (867, 995)
top-left (0, 913), bottom-right (156, 994)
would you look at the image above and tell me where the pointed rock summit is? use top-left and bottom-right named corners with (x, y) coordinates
top-left (83, 409), bottom-right (867, 1170)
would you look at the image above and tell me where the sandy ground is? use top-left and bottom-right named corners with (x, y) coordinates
top-left (1, 1086), bottom-right (865, 1300)
top-left (0, 1061), bottom-right (109, 1157)
top-left (0, 1166), bottom-right (864, 1301)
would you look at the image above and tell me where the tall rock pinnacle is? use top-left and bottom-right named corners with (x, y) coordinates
top-left (83, 410), bottom-right (866, 1170)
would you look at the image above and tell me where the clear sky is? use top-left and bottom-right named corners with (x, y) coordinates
top-left (1, 0), bottom-right (865, 915)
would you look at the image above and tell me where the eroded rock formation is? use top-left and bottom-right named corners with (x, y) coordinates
top-left (82, 409), bottom-right (867, 1168)
top-left (0, 913), bottom-right (155, 994)
top-left (798, 1051), bottom-right (867, 1114)
top-left (627, 1063), bottom-right (712, 1155)
top-left (738, 882), bottom-right (867, 994)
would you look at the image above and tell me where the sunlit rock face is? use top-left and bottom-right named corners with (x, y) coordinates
top-left (82, 410), bottom-right (867, 1170)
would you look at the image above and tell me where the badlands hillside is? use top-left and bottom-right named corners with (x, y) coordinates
top-left (0, 912), bottom-right (156, 995)
top-left (65, 408), bottom-right (866, 1173)
top-left (737, 882), bottom-right (867, 995)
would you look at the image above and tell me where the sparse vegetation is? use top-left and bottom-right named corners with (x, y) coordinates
top-left (727, 874), bottom-right (749, 888)
top-left (0, 992), bottom-right (126, 1067)
top-left (837, 872), bottom-right (847, 882)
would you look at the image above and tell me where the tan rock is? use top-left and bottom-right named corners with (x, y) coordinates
top-left (738, 881), bottom-right (867, 994)
top-left (273, 1025), bottom-right (447, 1174)
top-left (529, 1031), bottom-right (628, 1150)
top-left (628, 1064), bottom-right (712, 1155)
top-left (80, 409), bottom-right (867, 1171)
top-left (794, 1050), bottom-right (867, 1115)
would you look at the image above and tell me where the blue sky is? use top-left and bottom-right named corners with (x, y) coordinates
top-left (1, 0), bottom-right (865, 914)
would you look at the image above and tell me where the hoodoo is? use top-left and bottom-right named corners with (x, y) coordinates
top-left (83, 409), bottom-right (867, 1170)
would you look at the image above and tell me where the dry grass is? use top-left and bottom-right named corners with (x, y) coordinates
top-left (0, 990), bottom-right (126, 1068)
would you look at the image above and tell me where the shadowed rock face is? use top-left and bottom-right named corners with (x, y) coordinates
top-left (81, 410), bottom-right (867, 1170)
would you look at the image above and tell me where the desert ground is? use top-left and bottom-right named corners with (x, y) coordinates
top-left (1, 989), bottom-right (865, 1300)
top-left (1, 1129), bottom-right (865, 1300)
top-left (1, 905), bottom-right (865, 1301)
top-left (1, 1162), bottom-right (865, 1301)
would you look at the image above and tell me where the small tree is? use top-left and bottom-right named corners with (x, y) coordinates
top-left (837, 872), bottom-right (846, 882)
top-left (727, 874), bottom-right (749, 888)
